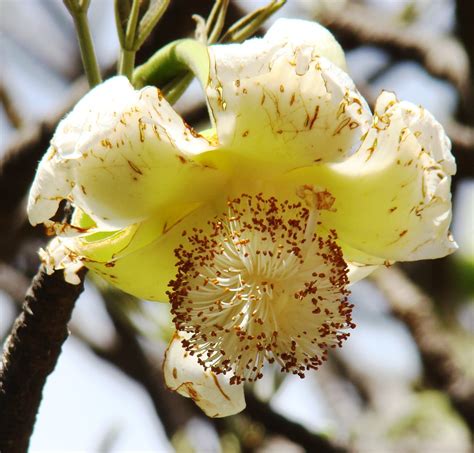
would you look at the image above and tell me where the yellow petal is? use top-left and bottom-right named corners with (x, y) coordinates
top-left (28, 76), bottom-right (226, 230)
top-left (72, 203), bottom-right (221, 301)
top-left (163, 332), bottom-right (245, 418)
top-left (347, 263), bottom-right (379, 284)
top-left (205, 22), bottom-right (371, 176)
top-left (278, 91), bottom-right (457, 263)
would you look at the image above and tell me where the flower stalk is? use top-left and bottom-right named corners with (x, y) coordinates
top-left (219, 0), bottom-right (285, 43)
top-left (133, 0), bottom-right (286, 99)
top-left (117, 0), bottom-right (141, 79)
top-left (63, 0), bottom-right (102, 88)
top-left (133, 39), bottom-right (209, 91)
top-left (115, 0), bottom-right (170, 82)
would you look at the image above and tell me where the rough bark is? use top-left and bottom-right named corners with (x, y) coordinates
top-left (0, 267), bottom-right (86, 453)
top-left (372, 267), bottom-right (474, 432)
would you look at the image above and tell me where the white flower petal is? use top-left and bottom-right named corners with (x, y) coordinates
top-left (71, 203), bottom-right (220, 302)
top-left (347, 262), bottom-right (379, 284)
top-left (373, 91), bottom-right (456, 176)
top-left (264, 18), bottom-right (347, 70)
top-left (28, 76), bottom-right (225, 230)
top-left (163, 332), bottom-right (245, 418)
top-left (278, 91), bottom-right (457, 263)
top-left (27, 146), bottom-right (72, 227)
top-left (207, 24), bottom-right (371, 174)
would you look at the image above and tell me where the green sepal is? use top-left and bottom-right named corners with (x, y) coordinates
top-left (133, 39), bottom-right (209, 91)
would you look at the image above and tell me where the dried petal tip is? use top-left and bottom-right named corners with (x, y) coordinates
top-left (168, 193), bottom-right (354, 384)
top-left (39, 237), bottom-right (83, 285)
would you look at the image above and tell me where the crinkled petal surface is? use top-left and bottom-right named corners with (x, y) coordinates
top-left (163, 332), bottom-right (245, 418)
top-left (39, 237), bottom-right (83, 284)
top-left (278, 91), bottom-right (457, 264)
top-left (206, 19), bottom-right (372, 175)
top-left (28, 76), bottom-right (226, 229)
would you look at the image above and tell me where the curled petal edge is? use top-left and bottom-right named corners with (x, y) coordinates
top-left (163, 332), bottom-right (246, 418)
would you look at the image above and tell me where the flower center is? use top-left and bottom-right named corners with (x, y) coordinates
top-left (168, 192), bottom-right (354, 384)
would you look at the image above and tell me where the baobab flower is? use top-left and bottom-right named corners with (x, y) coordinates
top-left (28, 19), bottom-right (456, 417)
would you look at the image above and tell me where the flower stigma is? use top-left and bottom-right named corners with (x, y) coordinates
top-left (168, 188), bottom-right (355, 384)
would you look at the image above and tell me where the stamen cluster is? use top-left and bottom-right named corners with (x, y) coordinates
top-left (168, 193), bottom-right (354, 384)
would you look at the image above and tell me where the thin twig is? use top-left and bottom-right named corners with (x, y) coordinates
top-left (330, 352), bottom-right (372, 406)
top-left (0, 83), bottom-right (23, 129)
top-left (98, 292), bottom-right (196, 439)
top-left (117, 0), bottom-right (141, 79)
top-left (320, 2), bottom-right (471, 96)
top-left (0, 79), bottom-right (88, 262)
top-left (0, 267), bottom-right (87, 453)
top-left (445, 121), bottom-right (474, 153)
top-left (455, 0), bottom-right (474, 122)
top-left (63, 0), bottom-right (102, 87)
top-left (371, 266), bottom-right (474, 432)
top-left (244, 392), bottom-right (347, 453)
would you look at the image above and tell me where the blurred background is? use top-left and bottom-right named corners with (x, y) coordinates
top-left (1, 0), bottom-right (473, 451)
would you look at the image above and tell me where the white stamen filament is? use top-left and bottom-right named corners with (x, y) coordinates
top-left (168, 193), bottom-right (354, 384)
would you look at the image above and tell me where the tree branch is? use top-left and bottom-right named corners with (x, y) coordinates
top-left (0, 266), bottom-right (87, 453)
top-left (0, 79), bottom-right (88, 263)
top-left (456, 0), bottom-right (474, 122)
top-left (0, 263), bottom-right (195, 441)
top-left (371, 266), bottom-right (474, 432)
top-left (244, 392), bottom-right (347, 453)
top-left (0, 83), bottom-right (23, 129)
top-left (99, 292), bottom-right (196, 439)
top-left (320, 2), bottom-right (471, 96)
top-left (445, 121), bottom-right (474, 153)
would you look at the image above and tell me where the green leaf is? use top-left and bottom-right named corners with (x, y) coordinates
top-left (206, 0), bottom-right (229, 44)
top-left (136, 0), bottom-right (170, 49)
top-left (114, 0), bottom-right (132, 46)
top-left (220, 0), bottom-right (286, 43)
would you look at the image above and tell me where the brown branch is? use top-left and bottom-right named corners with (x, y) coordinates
top-left (320, 2), bottom-right (471, 96)
top-left (244, 392), bottom-right (347, 453)
top-left (0, 262), bottom-right (31, 302)
top-left (446, 121), bottom-right (474, 179)
top-left (445, 121), bottom-right (474, 153)
top-left (0, 262), bottom-right (195, 440)
top-left (456, 0), bottom-right (474, 123)
top-left (98, 292), bottom-right (196, 439)
top-left (0, 83), bottom-right (23, 129)
top-left (0, 79), bottom-right (88, 263)
top-left (0, 266), bottom-right (86, 453)
top-left (371, 266), bottom-right (474, 431)
top-left (329, 352), bottom-right (372, 406)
